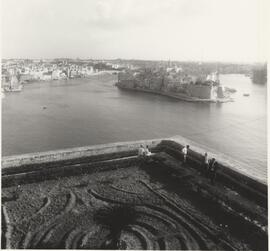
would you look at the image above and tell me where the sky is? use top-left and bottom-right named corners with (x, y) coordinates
top-left (1, 0), bottom-right (268, 62)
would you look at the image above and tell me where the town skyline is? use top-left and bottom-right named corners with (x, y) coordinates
top-left (2, 0), bottom-right (268, 62)
top-left (1, 57), bottom-right (268, 64)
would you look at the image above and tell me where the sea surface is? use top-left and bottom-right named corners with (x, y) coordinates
top-left (2, 74), bottom-right (267, 180)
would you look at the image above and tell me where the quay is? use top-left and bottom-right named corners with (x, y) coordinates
top-left (1, 137), bottom-right (267, 250)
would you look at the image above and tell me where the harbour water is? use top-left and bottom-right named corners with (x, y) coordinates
top-left (2, 74), bottom-right (267, 180)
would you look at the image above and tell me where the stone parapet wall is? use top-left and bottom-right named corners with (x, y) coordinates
top-left (2, 137), bottom-right (266, 199)
top-left (2, 139), bottom-right (162, 169)
top-left (155, 139), bottom-right (267, 207)
top-left (2, 156), bottom-right (140, 188)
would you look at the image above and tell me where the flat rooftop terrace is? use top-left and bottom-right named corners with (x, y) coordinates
top-left (1, 139), bottom-right (267, 250)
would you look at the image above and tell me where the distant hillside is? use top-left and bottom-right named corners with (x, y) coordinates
top-left (251, 64), bottom-right (267, 84)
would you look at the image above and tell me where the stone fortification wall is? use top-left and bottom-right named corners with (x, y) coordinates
top-left (149, 77), bottom-right (163, 91)
top-left (2, 137), bottom-right (266, 188)
top-left (186, 84), bottom-right (215, 99)
top-left (2, 136), bottom-right (267, 223)
top-left (155, 139), bottom-right (267, 207)
top-left (117, 79), bottom-right (135, 88)
top-left (217, 86), bottom-right (226, 98)
top-left (118, 72), bottom-right (218, 100)
top-left (1, 139), bottom-right (162, 169)
top-left (2, 137), bottom-right (267, 250)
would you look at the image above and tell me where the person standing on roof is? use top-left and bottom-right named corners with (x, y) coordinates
top-left (145, 145), bottom-right (152, 157)
top-left (182, 145), bottom-right (189, 163)
top-left (209, 158), bottom-right (218, 185)
top-left (138, 145), bottom-right (145, 157)
top-left (203, 152), bottom-right (209, 175)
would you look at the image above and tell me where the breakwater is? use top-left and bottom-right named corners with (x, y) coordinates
top-left (2, 138), bottom-right (267, 250)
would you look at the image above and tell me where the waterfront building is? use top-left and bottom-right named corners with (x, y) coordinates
top-left (52, 69), bottom-right (62, 80)
top-left (41, 72), bottom-right (52, 81)
top-left (20, 73), bottom-right (34, 82)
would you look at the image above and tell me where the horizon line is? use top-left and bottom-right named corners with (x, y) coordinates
top-left (1, 58), bottom-right (267, 65)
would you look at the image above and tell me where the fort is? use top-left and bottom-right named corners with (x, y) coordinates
top-left (1, 137), bottom-right (267, 250)
top-left (116, 70), bottom-right (234, 103)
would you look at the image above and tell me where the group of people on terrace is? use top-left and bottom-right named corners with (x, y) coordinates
top-left (138, 143), bottom-right (218, 185)
top-left (138, 144), bottom-right (152, 158)
top-left (182, 145), bottom-right (218, 185)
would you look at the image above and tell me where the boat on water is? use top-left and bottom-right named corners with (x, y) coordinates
top-left (4, 85), bottom-right (23, 92)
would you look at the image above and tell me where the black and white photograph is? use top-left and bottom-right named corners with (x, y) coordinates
top-left (1, 0), bottom-right (268, 250)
